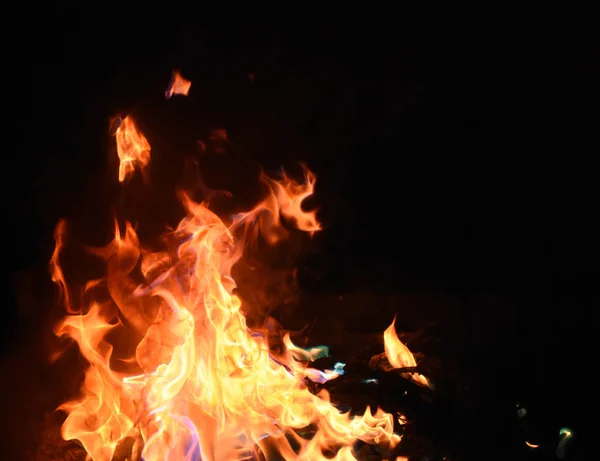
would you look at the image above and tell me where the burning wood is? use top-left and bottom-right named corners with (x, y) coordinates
top-left (48, 73), bottom-right (433, 461)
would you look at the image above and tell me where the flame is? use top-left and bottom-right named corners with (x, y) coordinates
top-left (209, 128), bottom-right (229, 142)
top-left (115, 115), bottom-right (151, 183)
top-left (165, 70), bottom-right (192, 99)
top-left (384, 318), bottom-right (430, 388)
top-left (49, 218), bottom-right (71, 313)
top-left (52, 127), bottom-right (404, 460)
top-left (262, 164), bottom-right (321, 236)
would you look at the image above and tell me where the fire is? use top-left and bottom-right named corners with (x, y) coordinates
top-left (165, 70), bottom-right (192, 99)
top-left (115, 115), bottom-right (151, 183)
top-left (49, 219), bottom-right (71, 313)
top-left (50, 78), bottom-right (426, 461)
top-left (384, 318), bottom-right (430, 388)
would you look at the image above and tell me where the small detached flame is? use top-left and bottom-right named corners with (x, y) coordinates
top-left (50, 72), bottom-right (428, 461)
top-left (165, 70), bottom-right (192, 99)
top-left (114, 115), bottom-right (151, 183)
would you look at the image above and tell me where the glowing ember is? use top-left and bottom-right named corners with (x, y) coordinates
top-left (165, 70), bottom-right (192, 99)
top-left (50, 78), bottom-right (427, 461)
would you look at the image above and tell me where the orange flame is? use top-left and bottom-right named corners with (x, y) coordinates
top-left (384, 317), bottom-right (430, 388)
top-left (115, 115), bottom-right (151, 183)
top-left (52, 147), bottom-right (405, 460)
top-left (49, 218), bottom-right (72, 313)
top-left (165, 70), bottom-right (192, 99)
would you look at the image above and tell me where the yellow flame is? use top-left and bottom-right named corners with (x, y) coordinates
top-left (52, 148), bottom-right (405, 460)
top-left (384, 317), bottom-right (430, 388)
top-left (115, 115), bottom-right (151, 183)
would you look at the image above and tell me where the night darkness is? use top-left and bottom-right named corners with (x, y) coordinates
top-left (3, 8), bottom-right (598, 461)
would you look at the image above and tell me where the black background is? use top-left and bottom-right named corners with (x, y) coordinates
top-left (3, 7), bottom-right (598, 460)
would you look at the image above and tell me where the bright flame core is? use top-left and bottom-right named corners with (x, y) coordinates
top-left (51, 118), bottom-right (406, 460)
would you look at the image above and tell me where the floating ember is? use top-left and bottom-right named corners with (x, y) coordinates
top-left (50, 74), bottom-right (430, 461)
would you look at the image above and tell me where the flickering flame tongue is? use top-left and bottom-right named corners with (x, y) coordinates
top-left (115, 115), bottom-right (151, 183)
top-left (165, 70), bottom-right (192, 99)
top-left (384, 318), bottom-right (430, 388)
top-left (50, 76), bottom-right (417, 461)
